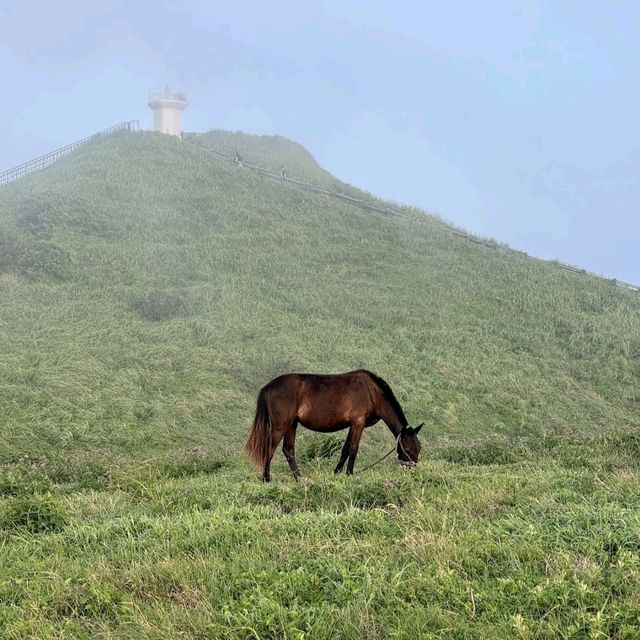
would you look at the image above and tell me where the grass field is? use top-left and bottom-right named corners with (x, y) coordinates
top-left (1, 130), bottom-right (639, 638)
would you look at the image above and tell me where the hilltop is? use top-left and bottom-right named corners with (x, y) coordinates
top-left (1, 129), bottom-right (640, 638)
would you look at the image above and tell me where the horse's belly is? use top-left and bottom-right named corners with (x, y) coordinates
top-left (297, 397), bottom-right (374, 432)
top-left (299, 418), bottom-right (351, 433)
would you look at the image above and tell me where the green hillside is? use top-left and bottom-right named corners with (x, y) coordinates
top-left (1, 130), bottom-right (640, 638)
top-left (1, 130), bottom-right (638, 460)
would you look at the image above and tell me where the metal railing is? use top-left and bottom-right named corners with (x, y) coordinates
top-left (148, 89), bottom-right (187, 104)
top-left (0, 120), bottom-right (139, 186)
top-left (444, 225), bottom-right (639, 292)
top-left (185, 136), bottom-right (404, 219)
top-left (184, 134), bottom-right (638, 293)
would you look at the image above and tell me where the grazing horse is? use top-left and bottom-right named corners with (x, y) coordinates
top-left (244, 369), bottom-right (423, 481)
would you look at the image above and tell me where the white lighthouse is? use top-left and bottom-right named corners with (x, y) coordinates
top-left (148, 87), bottom-right (188, 136)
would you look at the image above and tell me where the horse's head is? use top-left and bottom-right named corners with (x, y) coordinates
top-left (397, 423), bottom-right (423, 466)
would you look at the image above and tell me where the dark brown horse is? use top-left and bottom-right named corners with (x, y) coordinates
top-left (244, 369), bottom-right (423, 481)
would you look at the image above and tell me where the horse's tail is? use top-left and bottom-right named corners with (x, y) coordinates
top-left (244, 387), bottom-right (271, 468)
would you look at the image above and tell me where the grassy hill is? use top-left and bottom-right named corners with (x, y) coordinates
top-left (1, 130), bottom-right (639, 638)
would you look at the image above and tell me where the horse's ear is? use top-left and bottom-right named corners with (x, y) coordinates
top-left (414, 423), bottom-right (424, 434)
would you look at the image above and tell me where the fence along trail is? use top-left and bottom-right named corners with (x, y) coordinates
top-left (184, 136), bottom-right (405, 219)
top-left (1, 123), bottom-right (637, 293)
top-left (185, 135), bottom-right (639, 293)
top-left (0, 121), bottom-right (139, 186)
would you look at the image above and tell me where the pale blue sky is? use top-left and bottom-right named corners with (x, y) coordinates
top-left (1, 1), bottom-right (638, 283)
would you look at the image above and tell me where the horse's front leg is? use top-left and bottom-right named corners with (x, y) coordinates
top-left (282, 422), bottom-right (301, 481)
top-left (334, 428), bottom-right (352, 474)
top-left (346, 422), bottom-right (365, 476)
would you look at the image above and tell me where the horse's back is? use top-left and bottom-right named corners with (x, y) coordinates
top-left (261, 371), bottom-right (378, 431)
top-left (267, 370), bottom-right (373, 400)
top-left (264, 370), bottom-right (372, 390)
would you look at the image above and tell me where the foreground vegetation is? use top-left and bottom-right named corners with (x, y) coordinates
top-left (2, 432), bottom-right (640, 638)
top-left (0, 130), bottom-right (639, 637)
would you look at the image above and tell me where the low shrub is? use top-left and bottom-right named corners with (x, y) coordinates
top-left (300, 435), bottom-right (344, 461)
top-left (134, 289), bottom-right (188, 321)
top-left (0, 233), bottom-right (72, 280)
top-left (0, 495), bottom-right (67, 533)
top-left (0, 230), bottom-right (23, 274)
top-left (15, 197), bottom-right (53, 235)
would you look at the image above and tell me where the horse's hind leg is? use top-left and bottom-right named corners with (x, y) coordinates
top-left (282, 421), bottom-right (301, 481)
top-left (263, 423), bottom-right (287, 482)
top-left (334, 428), bottom-right (352, 474)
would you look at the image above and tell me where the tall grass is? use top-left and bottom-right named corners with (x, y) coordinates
top-left (0, 130), bottom-right (639, 637)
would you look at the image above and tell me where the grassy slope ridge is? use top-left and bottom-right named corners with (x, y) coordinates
top-left (1, 130), bottom-right (640, 638)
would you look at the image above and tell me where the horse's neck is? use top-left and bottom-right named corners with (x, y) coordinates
top-left (380, 398), bottom-right (406, 437)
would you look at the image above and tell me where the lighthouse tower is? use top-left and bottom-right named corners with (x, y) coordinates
top-left (148, 87), bottom-right (188, 136)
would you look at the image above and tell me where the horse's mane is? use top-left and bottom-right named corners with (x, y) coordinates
top-left (363, 370), bottom-right (408, 427)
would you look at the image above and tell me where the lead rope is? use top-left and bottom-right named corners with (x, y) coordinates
top-left (353, 440), bottom-right (397, 475)
top-left (354, 433), bottom-right (416, 475)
